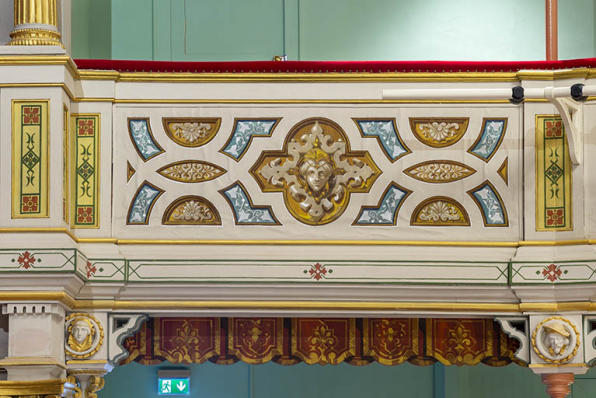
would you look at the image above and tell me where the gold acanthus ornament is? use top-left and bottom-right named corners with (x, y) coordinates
top-left (404, 160), bottom-right (476, 183)
top-left (251, 118), bottom-right (381, 225)
top-left (156, 160), bottom-right (226, 183)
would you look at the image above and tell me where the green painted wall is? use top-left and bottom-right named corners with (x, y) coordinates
top-left (71, 0), bottom-right (111, 59)
top-left (72, 0), bottom-right (596, 61)
top-left (97, 361), bottom-right (596, 398)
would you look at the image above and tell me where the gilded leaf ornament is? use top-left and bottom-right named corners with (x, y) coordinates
top-left (409, 118), bottom-right (469, 148)
top-left (162, 196), bottom-right (221, 225)
top-left (404, 160), bottom-right (476, 183)
top-left (250, 118), bottom-right (381, 225)
top-left (163, 118), bottom-right (221, 147)
top-left (411, 196), bottom-right (470, 226)
top-left (157, 160), bottom-right (227, 183)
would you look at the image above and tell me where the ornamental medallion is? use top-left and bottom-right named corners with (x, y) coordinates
top-left (250, 118), bottom-right (381, 225)
top-left (65, 313), bottom-right (104, 359)
top-left (531, 317), bottom-right (580, 364)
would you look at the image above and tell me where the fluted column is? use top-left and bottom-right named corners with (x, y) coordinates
top-left (541, 374), bottom-right (574, 398)
top-left (8, 0), bottom-right (63, 47)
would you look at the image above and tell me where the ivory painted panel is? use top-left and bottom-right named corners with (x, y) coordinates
top-left (113, 105), bottom-right (521, 241)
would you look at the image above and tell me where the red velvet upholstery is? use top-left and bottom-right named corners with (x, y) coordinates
top-left (73, 58), bottom-right (596, 73)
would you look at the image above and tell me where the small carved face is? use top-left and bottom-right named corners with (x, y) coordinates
top-left (545, 332), bottom-right (569, 355)
top-left (72, 320), bottom-right (91, 343)
top-left (304, 163), bottom-right (334, 193)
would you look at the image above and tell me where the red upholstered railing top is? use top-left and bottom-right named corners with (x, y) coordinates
top-left (73, 58), bottom-right (596, 74)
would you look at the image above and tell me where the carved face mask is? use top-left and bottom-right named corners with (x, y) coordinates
top-left (304, 163), bottom-right (334, 193)
top-left (72, 321), bottom-right (91, 343)
top-left (546, 333), bottom-right (568, 355)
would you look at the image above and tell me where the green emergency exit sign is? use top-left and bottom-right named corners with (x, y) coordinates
top-left (158, 375), bottom-right (190, 395)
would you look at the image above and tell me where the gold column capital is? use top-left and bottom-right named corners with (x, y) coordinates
top-left (8, 0), bottom-right (63, 47)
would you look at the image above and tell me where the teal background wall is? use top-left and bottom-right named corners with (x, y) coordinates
top-left (97, 361), bottom-right (596, 398)
top-left (72, 0), bottom-right (596, 61)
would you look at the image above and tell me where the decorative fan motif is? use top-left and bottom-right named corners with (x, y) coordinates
top-left (163, 118), bottom-right (221, 147)
top-left (409, 118), bottom-right (469, 148)
top-left (162, 196), bottom-right (221, 225)
top-left (411, 197), bottom-right (470, 226)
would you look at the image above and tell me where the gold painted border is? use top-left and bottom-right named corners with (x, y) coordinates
top-left (467, 118), bottom-right (508, 163)
top-left (0, 291), bottom-right (595, 313)
top-left (63, 103), bottom-right (69, 224)
top-left (70, 113), bottom-right (101, 229)
top-left (411, 196), bottom-right (471, 227)
top-left (352, 118), bottom-right (412, 163)
top-left (126, 117), bottom-right (165, 162)
top-left (126, 180), bottom-right (165, 225)
top-left (162, 195), bottom-right (222, 225)
top-left (467, 180), bottom-right (509, 227)
top-left (409, 117), bottom-right (470, 148)
top-left (352, 182), bottom-right (412, 226)
top-left (404, 160), bottom-right (477, 184)
top-left (2, 227), bottom-right (596, 247)
top-left (218, 181), bottom-right (282, 226)
top-left (11, 100), bottom-right (50, 219)
top-left (162, 117), bottom-right (221, 148)
top-left (156, 159), bottom-right (227, 183)
top-left (219, 118), bottom-right (282, 162)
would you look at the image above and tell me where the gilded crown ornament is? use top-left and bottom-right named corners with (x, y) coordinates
top-left (250, 118), bottom-right (381, 225)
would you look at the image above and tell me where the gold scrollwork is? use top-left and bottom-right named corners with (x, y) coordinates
top-left (85, 376), bottom-right (105, 398)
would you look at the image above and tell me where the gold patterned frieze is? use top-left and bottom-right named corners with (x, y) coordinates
top-left (409, 118), bottom-right (469, 148)
top-left (404, 160), bottom-right (476, 183)
top-left (162, 196), bottom-right (222, 225)
top-left (156, 160), bottom-right (226, 183)
top-left (411, 197), bottom-right (470, 226)
top-left (163, 118), bottom-right (221, 147)
top-left (250, 118), bottom-right (381, 225)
